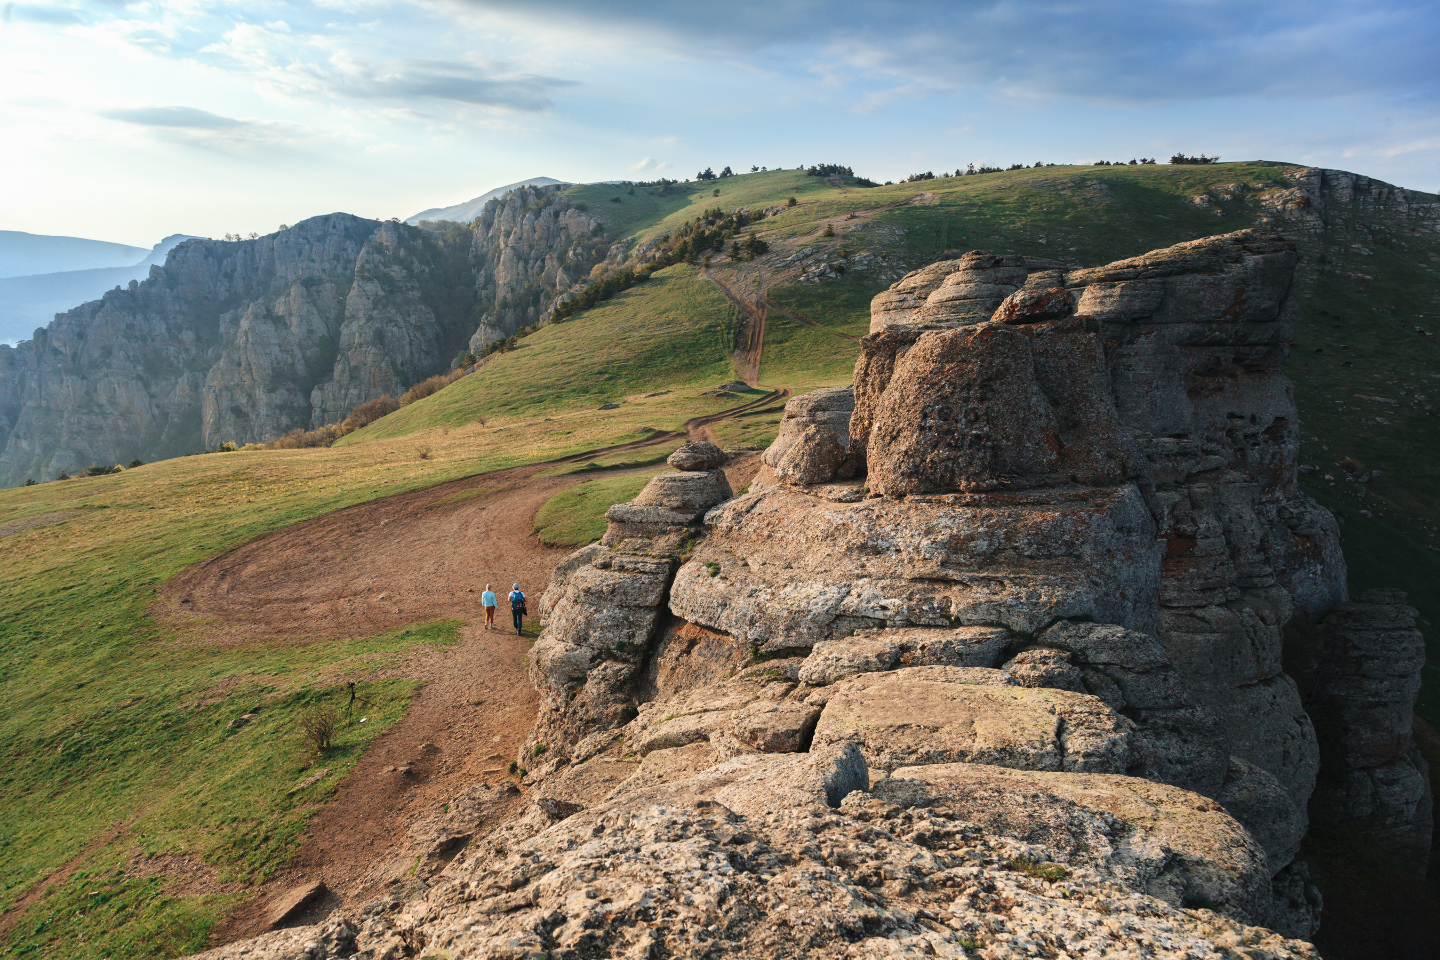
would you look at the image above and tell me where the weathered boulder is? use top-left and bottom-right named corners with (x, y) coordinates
top-left (670, 483), bottom-right (1161, 651)
top-left (760, 386), bottom-right (855, 486)
top-left (797, 625), bottom-right (1014, 686)
top-left (525, 552), bottom-right (674, 758)
top-left (810, 666), bottom-right (1132, 775)
top-left (631, 469), bottom-right (733, 519)
top-left (861, 318), bottom-right (1141, 496)
top-left (881, 763), bottom-right (1273, 926)
top-left (667, 440), bottom-right (726, 471)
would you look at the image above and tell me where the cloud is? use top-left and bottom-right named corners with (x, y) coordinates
top-left (97, 105), bottom-right (308, 153)
top-left (319, 56), bottom-right (572, 110)
top-left (451, 0), bottom-right (1440, 106)
top-left (4, 3), bottom-right (86, 25)
top-left (100, 105), bottom-right (247, 130)
top-left (630, 156), bottom-right (670, 172)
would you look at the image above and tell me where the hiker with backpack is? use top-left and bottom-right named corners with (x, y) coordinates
top-left (481, 583), bottom-right (498, 629)
top-left (509, 583), bottom-right (527, 634)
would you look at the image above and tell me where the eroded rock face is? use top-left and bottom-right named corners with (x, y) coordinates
top-left (880, 763), bottom-right (1273, 925)
top-left (1303, 589), bottom-right (1433, 871)
top-left (759, 386), bottom-right (856, 486)
top-left (811, 666), bottom-right (1133, 775)
top-left (198, 752), bottom-right (1319, 960)
top-left (0, 186), bottom-right (608, 484)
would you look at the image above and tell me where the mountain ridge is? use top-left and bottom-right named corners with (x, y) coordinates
top-left (405, 176), bottom-right (569, 224)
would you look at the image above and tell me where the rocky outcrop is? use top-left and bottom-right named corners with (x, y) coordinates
top-left (1301, 589), bottom-right (1433, 870)
top-left (206, 231), bottom-right (1427, 958)
top-left (0, 186), bottom-right (609, 486)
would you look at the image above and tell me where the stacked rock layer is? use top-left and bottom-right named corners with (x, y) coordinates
top-left (204, 231), bottom-right (1428, 960)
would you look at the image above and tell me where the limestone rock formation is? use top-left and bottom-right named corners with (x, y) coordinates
top-left (0, 186), bottom-right (608, 485)
top-left (206, 231), bottom-right (1428, 958)
top-left (1302, 589), bottom-right (1433, 870)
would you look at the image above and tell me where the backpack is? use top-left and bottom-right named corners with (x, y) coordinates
top-left (511, 591), bottom-right (527, 613)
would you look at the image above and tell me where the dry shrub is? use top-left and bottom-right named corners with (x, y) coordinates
top-left (416, 446), bottom-right (432, 460)
top-left (341, 394), bottom-right (400, 432)
top-left (299, 705), bottom-right (338, 752)
top-left (400, 369), bottom-right (464, 407)
top-left (267, 423), bottom-right (345, 449)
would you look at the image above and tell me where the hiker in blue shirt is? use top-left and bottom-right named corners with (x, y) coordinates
top-left (481, 583), bottom-right (498, 630)
top-left (508, 583), bottom-right (527, 634)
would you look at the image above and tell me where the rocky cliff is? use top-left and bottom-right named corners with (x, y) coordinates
top-left (201, 230), bottom-right (1428, 959)
top-left (0, 185), bottom-right (606, 486)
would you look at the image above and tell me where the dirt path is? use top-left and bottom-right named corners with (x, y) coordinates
top-left (703, 265), bottom-right (767, 387)
top-left (152, 402), bottom-right (774, 945)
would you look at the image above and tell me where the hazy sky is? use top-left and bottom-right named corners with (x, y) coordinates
top-left (3, 0), bottom-right (1437, 246)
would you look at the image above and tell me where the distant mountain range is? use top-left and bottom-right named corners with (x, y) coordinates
top-left (0, 231), bottom-right (151, 279)
top-left (405, 177), bottom-right (568, 224)
top-left (0, 234), bottom-right (199, 344)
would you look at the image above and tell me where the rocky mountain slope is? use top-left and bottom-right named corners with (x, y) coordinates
top-left (203, 231), bottom-right (1429, 959)
top-left (0, 185), bottom-right (608, 485)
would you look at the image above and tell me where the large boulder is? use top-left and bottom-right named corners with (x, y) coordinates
top-left (879, 763), bottom-right (1274, 926)
top-left (669, 483), bottom-right (1162, 652)
top-left (810, 666), bottom-right (1132, 775)
top-left (860, 318), bottom-right (1142, 496)
top-left (760, 387), bottom-right (856, 486)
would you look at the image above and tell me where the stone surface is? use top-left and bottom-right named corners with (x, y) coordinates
top-left (761, 386), bottom-right (856, 486)
top-left (666, 440), bottom-right (726, 471)
top-left (881, 763), bottom-right (1272, 925)
top-left (196, 759), bottom-right (1318, 960)
top-left (630, 469), bottom-right (734, 520)
top-left (861, 318), bottom-right (1141, 496)
top-left (670, 483), bottom-right (1162, 651)
top-left (811, 666), bottom-right (1133, 775)
top-left (1304, 589), bottom-right (1433, 871)
top-left (797, 625), bottom-right (1013, 686)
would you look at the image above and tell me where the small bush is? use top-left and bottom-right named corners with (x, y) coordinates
top-left (342, 394), bottom-right (400, 431)
top-left (1009, 856), bottom-right (1068, 881)
top-left (128, 459), bottom-right (144, 468)
top-left (822, 223), bottom-right (835, 238)
top-left (57, 471), bottom-right (70, 480)
top-left (532, 743), bottom-right (548, 758)
top-left (218, 441), bottom-right (238, 453)
top-left (24, 478), bottom-right (36, 486)
top-left (299, 706), bottom-right (339, 752)
top-left (786, 197), bottom-right (797, 207)
top-left (416, 446), bottom-right (432, 460)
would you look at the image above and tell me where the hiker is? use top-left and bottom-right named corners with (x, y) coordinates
top-left (508, 583), bottom-right (527, 634)
top-left (481, 583), bottom-right (498, 629)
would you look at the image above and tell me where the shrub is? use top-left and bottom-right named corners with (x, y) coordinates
top-left (786, 197), bottom-right (796, 207)
top-left (822, 223), bottom-right (835, 238)
top-left (218, 441), bottom-right (238, 453)
top-left (57, 472), bottom-right (70, 480)
top-left (416, 446), bottom-right (431, 460)
top-left (128, 459), bottom-right (144, 468)
top-left (299, 705), bottom-right (339, 752)
top-left (86, 465), bottom-right (119, 476)
top-left (24, 478), bottom-right (36, 486)
top-left (1009, 856), bottom-right (1068, 881)
top-left (343, 394), bottom-right (400, 431)
top-left (1170, 153), bottom-right (1219, 165)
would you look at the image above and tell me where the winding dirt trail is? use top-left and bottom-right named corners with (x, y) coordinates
top-left (148, 402), bottom-right (771, 946)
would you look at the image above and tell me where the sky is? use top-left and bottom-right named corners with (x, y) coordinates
top-left (2, 0), bottom-right (1438, 247)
